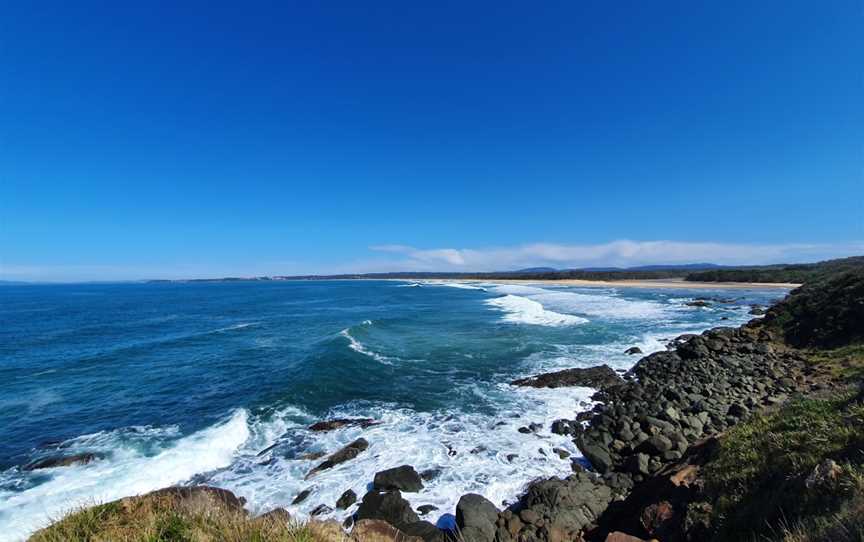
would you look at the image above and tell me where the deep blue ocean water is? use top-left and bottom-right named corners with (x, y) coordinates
top-left (0, 280), bottom-right (787, 540)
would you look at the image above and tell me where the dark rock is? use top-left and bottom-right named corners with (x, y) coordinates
top-left (419, 468), bottom-right (441, 481)
top-left (456, 493), bottom-right (499, 542)
top-left (308, 418), bottom-right (379, 432)
top-left (625, 347), bottom-right (643, 355)
top-left (552, 447), bottom-right (570, 459)
top-left (513, 472), bottom-right (613, 537)
top-left (551, 419), bottom-right (577, 435)
top-left (402, 520), bottom-right (446, 542)
top-left (292, 488), bottom-right (313, 504)
top-left (374, 465), bottom-right (424, 492)
top-left (749, 306), bottom-right (766, 315)
top-left (306, 438), bottom-right (369, 478)
top-left (336, 489), bottom-right (357, 509)
top-left (686, 300), bottom-right (711, 307)
top-left (577, 435), bottom-right (614, 474)
top-left (310, 503), bottom-right (332, 516)
top-left (512, 364), bottom-right (623, 390)
top-left (417, 504), bottom-right (438, 515)
top-left (297, 451), bottom-right (326, 461)
top-left (24, 453), bottom-right (97, 471)
top-left (356, 489), bottom-right (420, 531)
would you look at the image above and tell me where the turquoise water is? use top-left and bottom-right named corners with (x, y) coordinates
top-left (0, 280), bottom-right (786, 540)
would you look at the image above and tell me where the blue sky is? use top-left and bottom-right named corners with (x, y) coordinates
top-left (2, 1), bottom-right (862, 281)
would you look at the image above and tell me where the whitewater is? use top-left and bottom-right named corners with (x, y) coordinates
top-left (0, 280), bottom-right (787, 541)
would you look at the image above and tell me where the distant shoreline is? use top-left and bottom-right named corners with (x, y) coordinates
top-left (400, 277), bottom-right (801, 290)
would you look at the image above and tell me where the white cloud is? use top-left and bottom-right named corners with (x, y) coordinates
top-left (366, 239), bottom-right (864, 272)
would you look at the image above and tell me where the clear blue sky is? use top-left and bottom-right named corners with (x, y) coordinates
top-left (2, 1), bottom-right (862, 281)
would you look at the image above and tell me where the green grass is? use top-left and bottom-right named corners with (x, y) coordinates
top-left (704, 397), bottom-right (864, 541)
top-left (29, 490), bottom-right (344, 542)
top-left (805, 344), bottom-right (864, 382)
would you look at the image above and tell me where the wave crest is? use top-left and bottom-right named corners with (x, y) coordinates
top-left (486, 295), bottom-right (588, 326)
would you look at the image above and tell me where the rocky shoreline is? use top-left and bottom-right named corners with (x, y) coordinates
top-left (30, 269), bottom-right (864, 542)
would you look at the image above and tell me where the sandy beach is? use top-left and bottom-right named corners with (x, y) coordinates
top-left (414, 278), bottom-right (801, 290)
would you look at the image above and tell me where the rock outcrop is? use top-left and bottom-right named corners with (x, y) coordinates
top-left (306, 438), bottom-right (369, 478)
top-left (512, 365), bottom-right (622, 390)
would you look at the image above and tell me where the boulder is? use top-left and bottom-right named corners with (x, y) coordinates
top-left (455, 494), bottom-right (498, 542)
top-left (577, 435), bottom-right (613, 474)
top-left (625, 347), bottom-right (643, 355)
top-left (337, 489), bottom-right (357, 509)
top-left (374, 465), bottom-right (424, 492)
top-left (306, 438), bottom-right (369, 478)
top-left (356, 489), bottom-right (419, 531)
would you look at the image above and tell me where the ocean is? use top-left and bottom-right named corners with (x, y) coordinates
top-left (0, 280), bottom-right (787, 541)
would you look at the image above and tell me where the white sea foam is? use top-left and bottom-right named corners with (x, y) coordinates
top-left (486, 295), bottom-right (588, 326)
top-left (206, 384), bottom-right (596, 529)
top-left (0, 410), bottom-right (250, 542)
top-left (488, 285), bottom-right (673, 320)
top-left (339, 328), bottom-right (394, 365)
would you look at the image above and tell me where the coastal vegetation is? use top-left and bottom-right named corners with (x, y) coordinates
top-left (153, 256), bottom-right (864, 286)
top-left (29, 488), bottom-right (340, 542)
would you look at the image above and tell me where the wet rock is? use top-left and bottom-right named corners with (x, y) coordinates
top-left (308, 418), bottom-right (379, 432)
top-left (310, 503), bottom-right (332, 516)
top-left (686, 300), bottom-right (710, 307)
top-left (552, 447), bottom-right (570, 459)
top-left (417, 504), bottom-right (438, 515)
top-left (337, 489), bottom-right (357, 509)
top-left (512, 364), bottom-right (623, 390)
top-left (456, 493), bottom-right (499, 542)
top-left (551, 419), bottom-right (578, 435)
top-left (292, 488), bottom-right (313, 504)
top-left (297, 451), bottom-right (326, 461)
top-left (306, 438), bottom-right (369, 478)
top-left (373, 465), bottom-right (424, 492)
top-left (625, 347), bottom-right (643, 355)
top-left (419, 468), bottom-right (441, 481)
top-left (24, 453), bottom-right (97, 471)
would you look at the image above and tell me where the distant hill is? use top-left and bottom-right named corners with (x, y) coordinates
top-left (684, 256), bottom-right (864, 284)
top-left (149, 257), bottom-right (864, 285)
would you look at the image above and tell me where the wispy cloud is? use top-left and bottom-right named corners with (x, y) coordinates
top-left (366, 240), bottom-right (864, 272)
